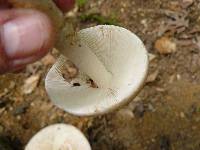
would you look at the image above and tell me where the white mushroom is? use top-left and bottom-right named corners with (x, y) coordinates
top-left (45, 25), bottom-right (148, 116)
top-left (25, 124), bottom-right (91, 150)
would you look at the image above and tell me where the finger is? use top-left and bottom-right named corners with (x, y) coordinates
top-left (53, 0), bottom-right (75, 12)
top-left (0, 0), bottom-right (11, 9)
top-left (0, 9), bottom-right (54, 74)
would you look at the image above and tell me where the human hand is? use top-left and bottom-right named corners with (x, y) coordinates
top-left (0, 0), bottom-right (75, 74)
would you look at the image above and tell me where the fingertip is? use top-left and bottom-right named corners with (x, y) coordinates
top-left (0, 9), bottom-right (54, 74)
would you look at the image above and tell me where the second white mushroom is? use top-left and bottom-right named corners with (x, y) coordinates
top-left (25, 124), bottom-right (91, 150)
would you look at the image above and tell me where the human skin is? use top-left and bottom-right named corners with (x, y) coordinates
top-left (0, 0), bottom-right (75, 74)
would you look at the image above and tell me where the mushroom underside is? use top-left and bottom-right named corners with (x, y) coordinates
top-left (45, 25), bottom-right (148, 116)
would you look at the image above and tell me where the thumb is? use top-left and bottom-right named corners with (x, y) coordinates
top-left (0, 9), bottom-right (54, 74)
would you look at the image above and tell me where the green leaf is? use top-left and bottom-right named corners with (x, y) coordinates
top-left (76, 0), bottom-right (87, 7)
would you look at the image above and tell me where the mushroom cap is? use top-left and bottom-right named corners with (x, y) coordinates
top-left (25, 124), bottom-right (91, 150)
top-left (45, 25), bottom-right (148, 116)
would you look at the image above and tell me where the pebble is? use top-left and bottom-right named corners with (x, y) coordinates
top-left (181, 0), bottom-right (194, 8)
top-left (13, 103), bottom-right (29, 116)
top-left (180, 112), bottom-right (185, 118)
top-left (155, 37), bottom-right (176, 54)
top-left (16, 116), bottom-right (21, 120)
top-left (192, 126), bottom-right (197, 130)
top-left (176, 74), bottom-right (181, 80)
top-left (117, 108), bottom-right (134, 119)
top-left (148, 104), bottom-right (156, 112)
top-left (9, 81), bottom-right (15, 89)
top-left (0, 108), bottom-right (5, 115)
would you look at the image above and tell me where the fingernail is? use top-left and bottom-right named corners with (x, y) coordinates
top-left (54, 0), bottom-right (75, 12)
top-left (0, 11), bottom-right (53, 59)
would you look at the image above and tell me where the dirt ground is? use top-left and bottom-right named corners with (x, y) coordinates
top-left (1, 0), bottom-right (200, 150)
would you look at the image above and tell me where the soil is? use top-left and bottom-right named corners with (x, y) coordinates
top-left (1, 0), bottom-right (200, 150)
